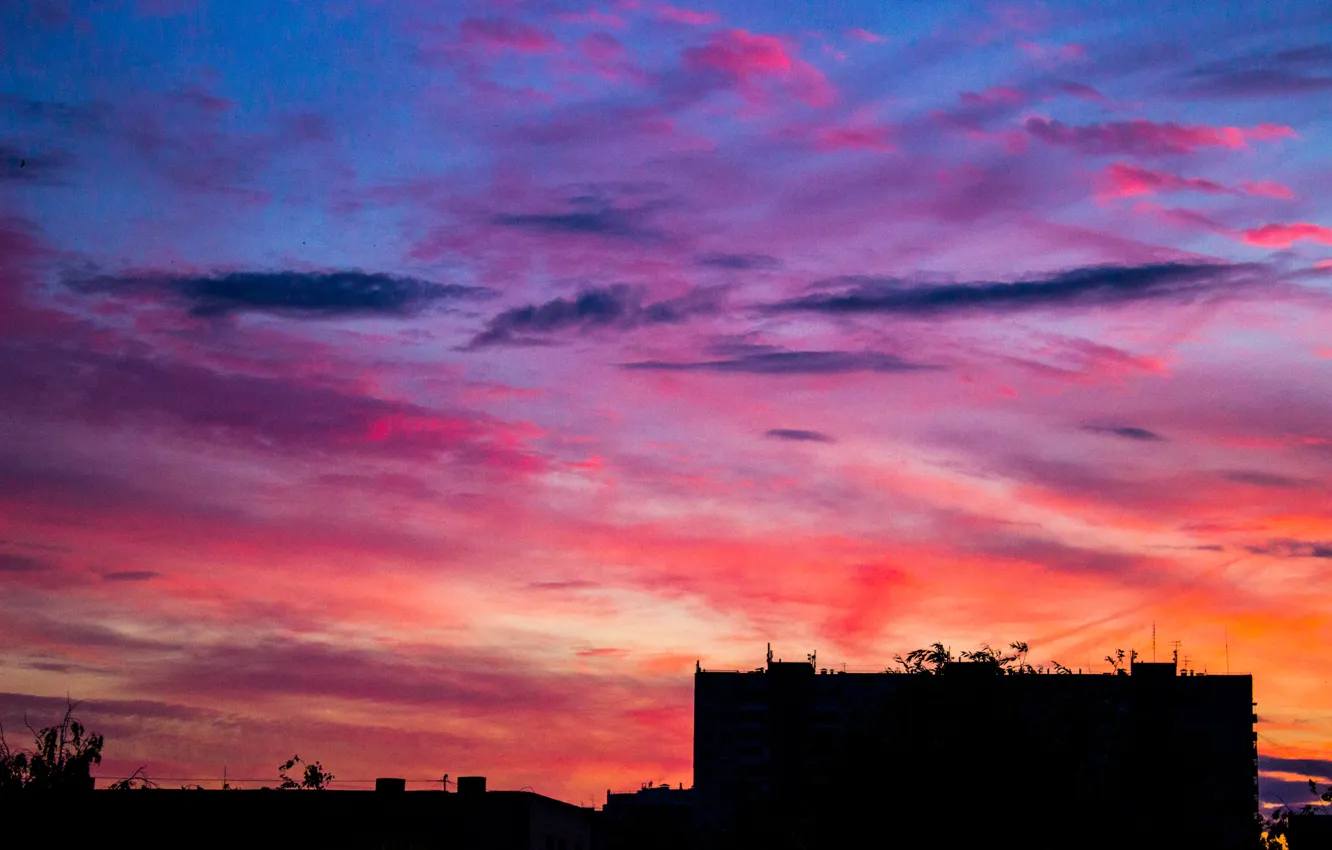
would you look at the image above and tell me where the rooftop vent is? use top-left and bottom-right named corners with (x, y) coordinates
top-left (457, 776), bottom-right (487, 796)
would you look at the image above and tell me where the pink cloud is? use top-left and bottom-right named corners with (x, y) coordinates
top-left (1018, 41), bottom-right (1086, 64)
top-left (683, 29), bottom-right (835, 108)
top-left (1243, 180), bottom-right (1296, 200)
top-left (1026, 117), bottom-right (1297, 156)
top-left (1315, 260), bottom-right (1332, 270)
top-left (812, 123), bottom-right (895, 152)
top-left (459, 18), bottom-right (558, 54)
top-left (1098, 163), bottom-right (1229, 199)
top-left (654, 4), bottom-right (719, 25)
top-left (1098, 165), bottom-right (1294, 202)
top-left (846, 27), bottom-right (887, 44)
top-left (1240, 223), bottom-right (1332, 248)
top-left (1248, 123), bottom-right (1299, 141)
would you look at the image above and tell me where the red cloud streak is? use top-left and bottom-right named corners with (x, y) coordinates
top-left (1241, 223), bottom-right (1332, 248)
top-left (1027, 118), bottom-right (1296, 155)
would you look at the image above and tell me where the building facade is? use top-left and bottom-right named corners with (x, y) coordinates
top-left (695, 654), bottom-right (1257, 849)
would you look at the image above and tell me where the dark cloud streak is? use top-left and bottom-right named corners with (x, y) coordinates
top-left (1085, 425), bottom-right (1166, 441)
top-left (71, 270), bottom-right (489, 319)
top-left (1, 144), bottom-right (69, 183)
top-left (768, 263), bottom-right (1255, 318)
top-left (1246, 540), bottom-right (1332, 559)
top-left (0, 553), bottom-right (52, 573)
top-left (1183, 44), bottom-right (1332, 97)
top-left (696, 253), bottom-right (783, 270)
top-left (1221, 470), bottom-right (1318, 489)
top-left (469, 285), bottom-right (721, 348)
top-left (622, 350), bottom-right (938, 375)
top-left (493, 199), bottom-right (662, 240)
top-left (765, 429), bottom-right (836, 443)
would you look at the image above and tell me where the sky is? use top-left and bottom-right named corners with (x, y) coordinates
top-left (2, 0), bottom-right (1331, 806)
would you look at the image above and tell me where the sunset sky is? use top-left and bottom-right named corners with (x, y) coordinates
top-left (2, 0), bottom-right (1331, 806)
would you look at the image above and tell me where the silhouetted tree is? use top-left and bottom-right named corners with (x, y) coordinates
top-left (891, 640), bottom-right (1059, 675)
top-left (106, 766), bottom-right (157, 791)
top-left (892, 641), bottom-right (956, 673)
top-left (1260, 778), bottom-right (1332, 848)
top-left (276, 754), bottom-right (334, 789)
top-left (0, 699), bottom-right (103, 793)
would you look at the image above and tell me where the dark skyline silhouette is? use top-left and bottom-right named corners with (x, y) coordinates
top-left (8, 652), bottom-right (1328, 849)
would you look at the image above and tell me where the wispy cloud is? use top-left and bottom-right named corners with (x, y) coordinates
top-left (1183, 44), bottom-right (1332, 98)
top-left (622, 349), bottom-right (937, 375)
top-left (1221, 470), bottom-right (1318, 489)
top-left (1240, 223), bottom-right (1332, 248)
top-left (1246, 540), bottom-right (1332, 559)
top-left (1084, 425), bottom-right (1165, 441)
top-left (102, 570), bottom-right (161, 582)
top-left (1026, 117), bottom-right (1295, 156)
top-left (0, 554), bottom-right (53, 573)
top-left (768, 263), bottom-right (1257, 318)
top-left (493, 199), bottom-right (663, 240)
top-left (468, 285), bottom-right (722, 348)
top-left (765, 428), bottom-right (836, 443)
top-left (695, 253), bottom-right (783, 270)
top-left (71, 270), bottom-right (489, 319)
top-left (1, 144), bottom-right (70, 183)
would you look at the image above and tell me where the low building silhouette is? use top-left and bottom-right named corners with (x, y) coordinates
top-left (22, 776), bottom-right (593, 850)
top-left (600, 782), bottom-right (694, 850)
top-left (695, 652), bottom-right (1257, 850)
top-left (1288, 813), bottom-right (1332, 849)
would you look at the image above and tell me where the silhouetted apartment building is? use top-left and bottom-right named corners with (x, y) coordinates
top-left (694, 653), bottom-right (1257, 850)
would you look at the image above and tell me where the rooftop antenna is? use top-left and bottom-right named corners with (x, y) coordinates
top-left (1170, 640), bottom-right (1182, 670)
top-left (766, 643), bottom-right (773, 665)
top-left (1152, 622), bottom-right (1156, 663)
top-left (1225, 630), bottom-right (1230, 675)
